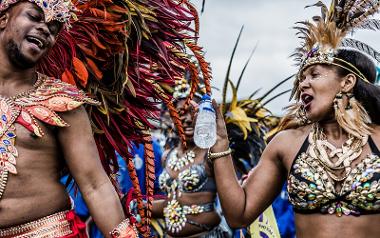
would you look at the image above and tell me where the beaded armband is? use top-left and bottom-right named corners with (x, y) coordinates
top-left (110, 219), bottom-right (138, 238)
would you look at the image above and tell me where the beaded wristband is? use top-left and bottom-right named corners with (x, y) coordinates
top-left (208, 148), bottom-right (232, 162)
top-left (110, 219), bottom-right (138, 238)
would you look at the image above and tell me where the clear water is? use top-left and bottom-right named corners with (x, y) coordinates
top-left (194, 109), bottom-right (216, 148)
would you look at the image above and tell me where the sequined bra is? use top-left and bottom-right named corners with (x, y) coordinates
top-left (158, 149), bottom-right (217, 233)
top-left (287, 136), bottom-right (380, 216)
top-left (159, 153), bottom-right (216, 195)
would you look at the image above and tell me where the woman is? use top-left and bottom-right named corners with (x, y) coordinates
top-left (152, 81), bottom-right (231, 238)
top-left (205, 1), bottom-right (380, 238)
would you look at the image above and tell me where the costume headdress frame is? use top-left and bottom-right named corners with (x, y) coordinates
top-left (291, 0), bottom-right (380, 99)
top-left (0, 0), bottom-right (76, 26)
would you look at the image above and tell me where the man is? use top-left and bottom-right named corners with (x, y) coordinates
top-left (0, 2), bottom-right (135, 237)
top-left (0, 0), bottom-right (210, 236)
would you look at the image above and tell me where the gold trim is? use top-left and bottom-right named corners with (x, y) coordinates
top-left (208, 148), bottom-right (232, 162)
top-left (0, 210), bottom-right (72, 238)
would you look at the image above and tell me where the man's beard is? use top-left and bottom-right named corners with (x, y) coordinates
top-left (6, 39), bottom-right (36, 69)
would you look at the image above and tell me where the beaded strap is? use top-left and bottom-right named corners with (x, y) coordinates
top-left (208, 148), bottom-right (232, 162)
top-left (0, 210), bottom-right (71, 237)
top-left (110, 219), bottom-right (138, 238)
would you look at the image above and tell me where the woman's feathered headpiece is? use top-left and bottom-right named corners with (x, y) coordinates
top-left (292, 0), bottom-right (380, 98)
top-left (1, 0), bottom-right (211, 235)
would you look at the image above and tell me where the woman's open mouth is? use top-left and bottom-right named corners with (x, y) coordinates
top-left (301, 93), bottom-right (314, 111)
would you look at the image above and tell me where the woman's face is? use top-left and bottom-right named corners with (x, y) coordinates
top-left (175, 99), bottom-right (194, 140)
top-left (299, 64), bottom-right (344, 122)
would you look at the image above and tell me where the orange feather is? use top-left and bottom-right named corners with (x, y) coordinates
top-left (86, 57), bottom-right (103, 80)
top-left (62, 69), bottom-right (77, 86)
top-left (73, 57), bottom-right (89, 87)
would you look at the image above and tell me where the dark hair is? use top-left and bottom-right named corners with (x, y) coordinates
top-left (333, 49), bottom-right (380, 124)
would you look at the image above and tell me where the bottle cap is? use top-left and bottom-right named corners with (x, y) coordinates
top-left (201, 94), bottom-right (211, 101)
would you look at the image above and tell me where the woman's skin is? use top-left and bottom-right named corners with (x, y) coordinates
top-left (208, 64), bottom-right (380, 238)
top-left (153, 99), bottom-right (221, 237)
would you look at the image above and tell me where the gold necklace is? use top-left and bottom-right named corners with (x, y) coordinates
top-left (308, 123), bottom-right (367, 182)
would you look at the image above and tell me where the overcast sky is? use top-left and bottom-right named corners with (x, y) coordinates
top-left (194, 0), bottom-right (380, 115)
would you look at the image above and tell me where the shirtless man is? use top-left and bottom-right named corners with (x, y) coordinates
top-left (0, 1), bottom-right (134, 237)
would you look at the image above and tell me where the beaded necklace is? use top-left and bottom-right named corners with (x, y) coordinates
top-left (167, 148), bottom-right (195, 171)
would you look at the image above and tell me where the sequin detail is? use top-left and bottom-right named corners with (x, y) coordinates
top-left (167, 149), bottom-right (195, 171)
top-left (0, 73), bottom-right (98, 201)
top-left (288, 152), bottom-right (380, 216)
top-left (0, 210), bottom-right (72, 237)
top-left (0, 0), bottom-right (76, 25)
top-left (163, 200), bottom-right (214, 233)
top-left (159, 149), bottom-right (215, 233)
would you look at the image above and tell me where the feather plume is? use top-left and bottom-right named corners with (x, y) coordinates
top-left (292, 0), bottom-right (380, 100)
top-left (36, 0), bottom-right (209, 235)
top-left (356, 18), bottom-right (380, 30)
top-left (341, 38), bottom-right (380, 62)
top-left (350, 1), bottom-right (380, 27)
top-left (143, 135), bottom-right (154, 229)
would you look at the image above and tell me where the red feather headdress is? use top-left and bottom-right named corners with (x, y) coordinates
top-left (1, 0), bottom-right (211, 235)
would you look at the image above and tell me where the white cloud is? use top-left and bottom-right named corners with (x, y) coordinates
top-left (195, 0), bottom-right (380, 115)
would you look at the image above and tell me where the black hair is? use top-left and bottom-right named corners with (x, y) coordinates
top-left (334, 49), bottom-right (380, 124)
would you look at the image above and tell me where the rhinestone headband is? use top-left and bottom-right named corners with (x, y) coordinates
top-left (0, 0), bottom-right (76, 25)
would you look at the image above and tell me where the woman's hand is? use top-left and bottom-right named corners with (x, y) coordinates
top-left (189, 99), bottom-right (230, 153)
top-left (211, 99), bottom-right (230, 153)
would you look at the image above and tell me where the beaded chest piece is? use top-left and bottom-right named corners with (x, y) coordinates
top-left (0, 73), bottom-right (97, 200)
top-left (287, 126), bottom-right (380, 216)
top-left (159, 148), bottom-right (213, 233)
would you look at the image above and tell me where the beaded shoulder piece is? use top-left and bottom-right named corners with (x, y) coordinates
top-left (0, 73), bottom-right (98, 200)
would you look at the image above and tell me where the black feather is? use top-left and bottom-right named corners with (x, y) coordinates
top-left (341, 38), bottom-right (380, 62)
top-left (356, 18), bottom-right (380, 31)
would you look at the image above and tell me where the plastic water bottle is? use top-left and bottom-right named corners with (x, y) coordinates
top-left (194, 94), bottom-right (217, 148)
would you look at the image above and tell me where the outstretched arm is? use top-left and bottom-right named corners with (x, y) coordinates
top-left (210, 100), bottom-right (287, 228)
top-left (57, 106), bottom-right (125, 237)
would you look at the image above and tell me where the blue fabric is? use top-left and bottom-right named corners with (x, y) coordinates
top-left (376, 65), bottom-right (380, 84)
top-left (60, 176), bottom-right (89, 218)
top-left (61, 139), bottom-right (163, 238)
top-left (118, 139), bottom-right (163, 195)
top-left (272, 184), bottom-right (296, 238)
top-left (232, 184), bottom-right (295, 238)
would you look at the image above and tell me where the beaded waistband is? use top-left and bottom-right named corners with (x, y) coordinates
top-left (0, 210), bottom-right (73, 238)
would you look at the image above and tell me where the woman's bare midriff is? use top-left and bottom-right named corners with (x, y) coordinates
top-left (295, 213), bottom-right (380, 238)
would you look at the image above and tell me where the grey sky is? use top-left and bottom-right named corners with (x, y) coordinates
top-left (195, 0), bottom-right (380, 115)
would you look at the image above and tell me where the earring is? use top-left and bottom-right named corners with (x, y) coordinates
top-left (345, 93), bottom-right (354, 110)
top-left (296, 104), bottom-right (310, 125)
top-left (334, 91), bottom-right (371, 138)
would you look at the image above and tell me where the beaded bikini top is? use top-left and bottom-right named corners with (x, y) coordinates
top-left (287, 135), bottom-right (380, 216)
top-left (0, 73), bottom-right (98, 201)
top-left (158, 149), bottom-right (216, 196)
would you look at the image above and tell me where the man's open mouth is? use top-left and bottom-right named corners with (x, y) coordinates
top-left (26, 36), bottom-right (45, 49)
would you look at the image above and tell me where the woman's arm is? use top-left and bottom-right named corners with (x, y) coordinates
top-left (57, 107), bottom-right (126, 237)
top-left (210, 100), bottom-right (287, 228)
top-left (152, 199), bottom-right (168, 217)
